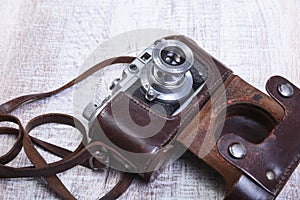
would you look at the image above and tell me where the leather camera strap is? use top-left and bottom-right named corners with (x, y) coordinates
top-left (0, 56), bottom-right (135, 200)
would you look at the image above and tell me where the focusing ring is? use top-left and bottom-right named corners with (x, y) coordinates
top-left (152, 39), bottom-right (194, 74)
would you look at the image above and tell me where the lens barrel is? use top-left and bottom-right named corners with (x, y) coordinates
top-left (152, 40), bottom-right (194, 86)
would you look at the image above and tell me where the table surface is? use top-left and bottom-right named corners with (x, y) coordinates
top-left (0, 0), bottom-right (299, 199)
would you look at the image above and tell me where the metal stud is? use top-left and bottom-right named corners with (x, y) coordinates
top-left (228, 143), bottom-right (246, 159)
top-left (266, 170), bottom-right (276, 181)
top-left (278, 83), bottom-right (294, 98)
top-left (124, 163), bottom-right (130, 169)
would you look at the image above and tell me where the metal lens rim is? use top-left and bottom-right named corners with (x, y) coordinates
top-left (152, 39), bottom-right (194, 74)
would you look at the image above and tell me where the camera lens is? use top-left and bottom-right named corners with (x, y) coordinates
top-left (153, 40), bottom-right (193, 75)
top-left (140, 39), bottom-right (194, 101)
top-left (160, 46), bottom-right (186, 66)
top-left (151, 39), bottom-right (194, 86)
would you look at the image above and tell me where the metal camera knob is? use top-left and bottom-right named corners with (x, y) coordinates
top-left (152, 40), bottom-right (194, 86)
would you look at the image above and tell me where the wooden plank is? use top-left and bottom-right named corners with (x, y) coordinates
top-left (0, 0), bottom-right (299, 199)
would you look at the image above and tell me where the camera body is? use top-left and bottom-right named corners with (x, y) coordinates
top-left (82, 36), bottom-right (213, 179)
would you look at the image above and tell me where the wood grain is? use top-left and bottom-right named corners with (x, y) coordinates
top-left (0, 0), bottom-right (299, 199)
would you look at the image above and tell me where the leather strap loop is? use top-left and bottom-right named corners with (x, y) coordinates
top-left (0, 115), bottom-right (24, 164)
top-left (23, 113), bottom-right (89, 200)
top-left (0, 56), bottom-right (136, 199)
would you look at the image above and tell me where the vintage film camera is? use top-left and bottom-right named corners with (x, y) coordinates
top-left (83, 35), bottom-right (299, 200)
top-left (83, 37), bottom-right (209, 175)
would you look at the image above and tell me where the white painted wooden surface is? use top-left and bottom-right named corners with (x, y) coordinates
top-left (0, 0), bottom-right (299, 199)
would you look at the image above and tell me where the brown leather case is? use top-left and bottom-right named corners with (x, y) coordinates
top-left (88, 35), bottom-right (300, 199)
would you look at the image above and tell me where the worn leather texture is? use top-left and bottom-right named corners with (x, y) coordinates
top-left (218, 76), bottom-right (300, 199)
top-left (177, 74), bottom-right (292, 199)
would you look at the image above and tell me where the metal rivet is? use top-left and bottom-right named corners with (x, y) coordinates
top-left (278, 83), bottom-right (294, 98)
top-left (228, 143), bottom-right (246, 159)
top-left (266, 170), bottom-right (276, 181)
top-left (124, 163), bottom-right (130, 169)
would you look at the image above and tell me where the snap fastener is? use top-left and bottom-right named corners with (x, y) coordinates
top-left (278, 83), bottom-right (294, 98)
top-left (228, 143), bottom-right (246, 159)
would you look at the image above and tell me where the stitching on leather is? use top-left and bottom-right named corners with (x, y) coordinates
top-left (110, 92), bottom-right (176, 121)
top-left (143, 123), bottom-right (181, 171)
top-left (160, 120), bottom-right (180, 147)
top-left (275, 153), bottom-right (300, 192)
